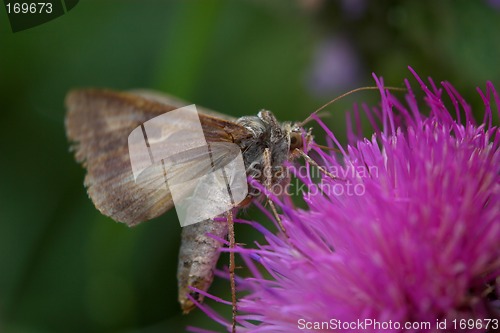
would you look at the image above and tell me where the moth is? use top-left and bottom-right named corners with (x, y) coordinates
top-left (65, 89), bottom-right (311, 318)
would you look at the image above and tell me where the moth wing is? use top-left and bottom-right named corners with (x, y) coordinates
top-left (130, 89), bottom-right (250, 143)
top-left (135, 140), bottom-right (247, 226)
top-left (161, 142), bottom-right (243, 186)
top-left (130, 89), bottom-right (237, 122)
top-left (133, 142), bottom-right (243, 191)
top-left (161, 142), bottom-right (248, 226)
top-left (65, 89), bottom-right (250, 226)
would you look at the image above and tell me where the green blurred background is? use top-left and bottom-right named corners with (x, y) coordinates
top-left (0, 1), bottom-right (499, 332)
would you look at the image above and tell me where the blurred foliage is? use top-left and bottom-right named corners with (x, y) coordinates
top-left (0, 1), bottom-right (498, 332)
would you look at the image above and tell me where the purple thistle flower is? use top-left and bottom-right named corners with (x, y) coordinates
top-left (191, 68), bottom-right (500, 333)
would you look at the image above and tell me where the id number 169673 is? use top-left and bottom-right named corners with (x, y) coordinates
top-left (6, 2), bottom-right (53, 14)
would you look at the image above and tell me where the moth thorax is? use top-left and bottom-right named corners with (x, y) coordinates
top-left (234, 112), bottom-right (292, 199)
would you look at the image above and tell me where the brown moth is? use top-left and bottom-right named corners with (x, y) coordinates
top-left (65, 89), bottom-right (308, 315)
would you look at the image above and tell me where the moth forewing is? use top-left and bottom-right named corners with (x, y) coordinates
top-left (65, 89), bottom-right (250, 225)
top-left (131, 89), bottom-right (238, 122)
top-left (65, 90), bottom-right (176, 225)
top-left (166, 145), bottom-right (248, 227)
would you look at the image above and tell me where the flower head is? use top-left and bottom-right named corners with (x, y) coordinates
top-left (192, 68), bottom-right (500, 333)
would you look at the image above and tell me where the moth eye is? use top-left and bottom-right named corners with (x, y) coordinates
top-left (289, 132), bottom-right (302, 151)
top-left (274, 168), bottom-right (283, 178)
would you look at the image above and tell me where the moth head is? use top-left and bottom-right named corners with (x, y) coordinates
top-left (289, 129), bottom-right (303, 151)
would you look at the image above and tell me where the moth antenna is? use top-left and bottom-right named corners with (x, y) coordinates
top-left (315, 111), bottom-right (332, 119)
top-left (226, 209), bottom-right (237, 333)
top-left (300, 86), bottom-right (406, 126)
top-left (296, 148), bottom-right (340, 180)
top-left (313, 143), bottom-right (341, 153)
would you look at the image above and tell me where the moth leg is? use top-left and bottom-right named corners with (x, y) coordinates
top-left (263, 148), bottom-right (287, 234)
top-left (226, 209), bottom-right (237, 333)
top-left (295, 148), bottom-right (339, 180)
top-left (269, 199), bottom-right (287, 236)
top-left (262, 148), bottom-right (273, 190)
